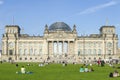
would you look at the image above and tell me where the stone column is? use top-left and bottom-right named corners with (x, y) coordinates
top-left (68, 41), bottom-right (69, 54)
top-left (113, 36), bottom-right (115, 55)
top-left (33, 42), bottom-right (35, 56)
top-left (62, 41), bottom-right (64, 55)
top-left (104, 41), bottom-right (106, 59)
top-left (15, 40), bottom-right (17, 60)
top-left (48, 41), bottom-right (49, 56)
top-left (6, 41), bottom-right (8, 56)
top-left (22, 42), bottom-right (25, 56)
top-left (16, 41), bottom-right (18, 56)
top-left (29, 42), bottom-right (30, 56)
top-left (57, 41), bottom-right (59, 55)
top-left (2, 42), bottom-right (4, 55)
top-left (53, 41), bottom-right (54, 55)
top-left (52, 40), bottom-right (53, 56)
top-left (48, 41), bottom-right (53, 56)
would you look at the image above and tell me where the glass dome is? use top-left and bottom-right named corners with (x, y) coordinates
top-left (49, 22), bottom-right (72, 31)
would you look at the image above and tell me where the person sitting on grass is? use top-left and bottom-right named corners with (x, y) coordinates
top-left (113, 70), bottom-right (119, 77)
top-left (109, 72), bottom-right (113, 77)
top-left (84, 67), bottom-right (89, 72)
top-left (80, 66), bottom-right (84, 72)
top-left (89, 67), bottom-right (94, 72)
top-left (16, 63), bottom-right (19, 68)
top-left (21, 66), bottom-right (26, 74)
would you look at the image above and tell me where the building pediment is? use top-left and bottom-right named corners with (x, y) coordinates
top-left (48, 32), bottom-right (74, 39)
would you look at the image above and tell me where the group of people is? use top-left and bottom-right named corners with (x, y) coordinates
top-left (79, 66), bottom-right (94, 72)
top-left (15, 63), bottom-right (33, 74)
top-left (15, 61), bottom-right (120, 78)
top-left (16, 66), bottom-right (26, 74)
top-left (109, 70), bottom-right (120, 78)
top-left (62, 61), bottom-right (67, 67)
top-left (38, 63), bottom-right (45, 67)
top-left (20, 66), bottom-right (33, 74)
top-left (97, 60), bottom-right (105, 67)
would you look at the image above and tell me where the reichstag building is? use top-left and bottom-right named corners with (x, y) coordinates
top-left (1, 22), bottom-right (119, 63)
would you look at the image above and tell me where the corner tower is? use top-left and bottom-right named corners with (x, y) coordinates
top-left (2, 25), bottom-right (21, 61)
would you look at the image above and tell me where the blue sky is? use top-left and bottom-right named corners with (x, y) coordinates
top-left (0, 0), bottom-right (120, 46)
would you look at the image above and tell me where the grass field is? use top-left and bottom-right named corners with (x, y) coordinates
top-left (0, 62), bottom-right (120, 80)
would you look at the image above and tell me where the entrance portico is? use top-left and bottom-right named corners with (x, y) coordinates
top-left (47, 39), bottom-right (75, 58)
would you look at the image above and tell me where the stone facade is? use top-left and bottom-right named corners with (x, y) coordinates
top-left (1, 22), bottom-right (120, 63)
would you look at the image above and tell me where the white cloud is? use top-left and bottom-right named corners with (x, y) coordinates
top-left (77, 1), bottom-right (117, 15)
top-left (0, 0), bottom-right (4, 5)
top-left (64, 1), bottom-right (118, 20)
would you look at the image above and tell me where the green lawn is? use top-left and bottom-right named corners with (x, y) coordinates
top-left (0, 62), bottom-right (120, 80)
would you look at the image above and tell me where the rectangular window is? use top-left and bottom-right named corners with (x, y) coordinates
top-left (78, 51), bottom-right (80, 56)
top-left (9, 50), bottom-right (13, 55)
top-left (98, 49), bottom-right (101, 56)
top-left (108, 50), bottom-right (111, 55)
top-left (39, 49), bottom-right (42, 55)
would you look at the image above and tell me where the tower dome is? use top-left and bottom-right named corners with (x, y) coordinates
top-left (49, 22), bottom-right (72, 31)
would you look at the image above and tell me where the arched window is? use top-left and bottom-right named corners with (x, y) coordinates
top-left (34, 49), bottom-right (38, 55)
top-left (85, 49), bottom-right (87, 54)
top-left (88, 49), bottom-right (91, 54)
top-left (30, 48), bottom-right (33, 55)
top-left (98, 49), bottom-right (101, 56)
top-left (93, 49), bottom-right (96, 54)
top-left (107, 42), bottom-right (112, 48)
top-left (78, 43), bottom-right (80, 48)
top-left (39, 49), bottom-right (42, 55)
top-left (8, 42), bottom-right (14, 48)
top-left (24, 49), bottom-right (27, 56)
top-left (94, 42), bottom-right (96, 47)
top-left (19, 49), bottom-right (22, 55)
top-left (78, 50), bottom-right (80, 56)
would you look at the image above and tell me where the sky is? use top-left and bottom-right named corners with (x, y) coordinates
top-left (0, 0), bottom-right (120, 47)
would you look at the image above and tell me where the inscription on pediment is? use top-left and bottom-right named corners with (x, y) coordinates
top-left (48, 34), bottom-right (65, 38)
top-left (55, 34), bottom-right (63, 38)
top-left (48, 31), bottom-right (74, 39)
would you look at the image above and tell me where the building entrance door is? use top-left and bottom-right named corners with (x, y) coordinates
top-left (9, 50), bottom-right (13, 55)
